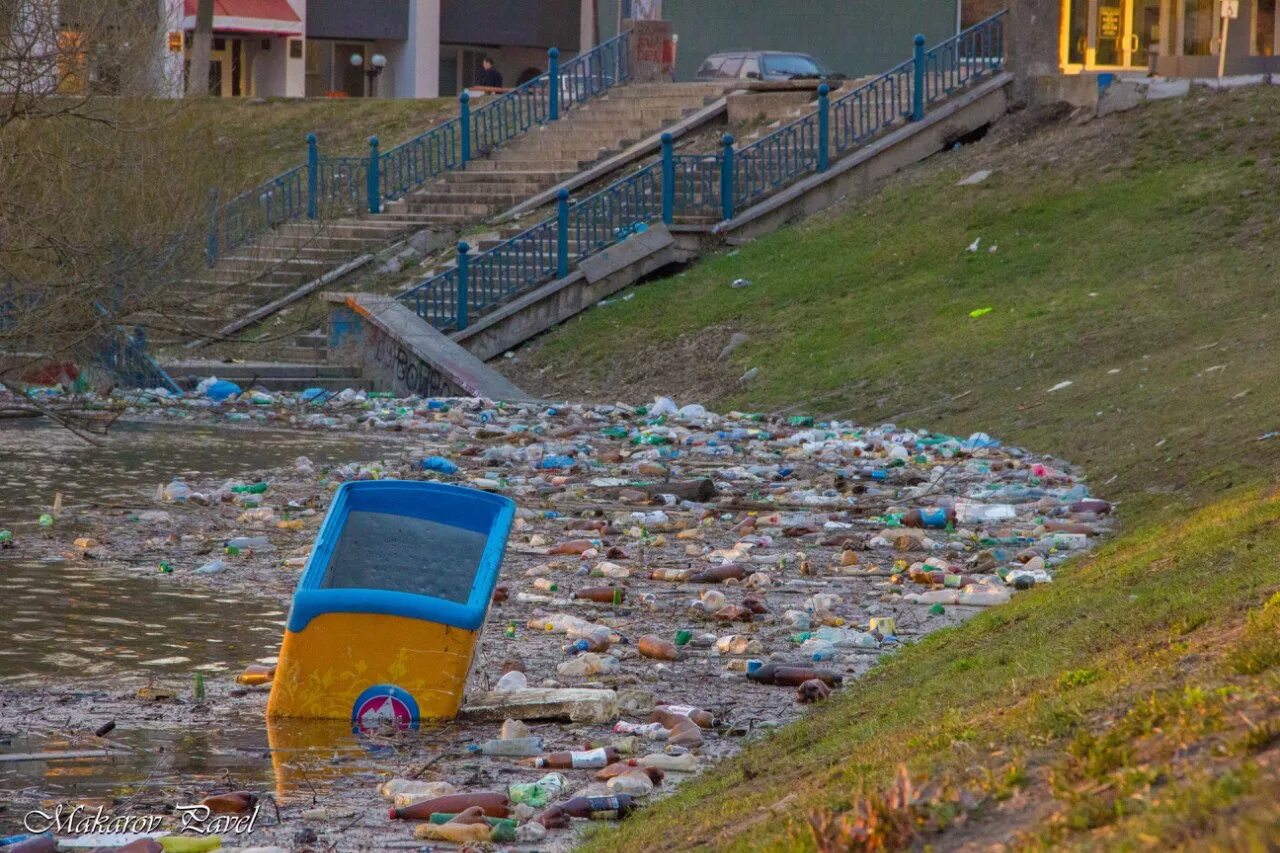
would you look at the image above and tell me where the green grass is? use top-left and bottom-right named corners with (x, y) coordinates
top-left (175, 96), bottom-right (453, 190)
top-left (502, 87), bottom-right (1280, 850)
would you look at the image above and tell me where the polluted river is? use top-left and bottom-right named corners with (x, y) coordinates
top-left (0, 391), bottom-right (1114, 850)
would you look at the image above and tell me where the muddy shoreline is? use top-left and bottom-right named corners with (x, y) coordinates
top-left (0, 394), bottom-right (1111, 849)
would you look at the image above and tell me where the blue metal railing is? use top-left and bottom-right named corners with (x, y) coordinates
top-left (209, 165), bottom-right (307, 264)
top-left (206, 31), bottom-right (635, 266)
top-left (395, 12), bottom-right (1006, 334)
top-left (570, 162), bottom-right (659, 257)
top-left (561, 30), bottom-right (631, 109)
top-left (377, 120), bottom-right (461, 203)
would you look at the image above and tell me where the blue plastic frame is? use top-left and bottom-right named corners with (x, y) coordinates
top-left (285, 481), bottom-right (516, 633)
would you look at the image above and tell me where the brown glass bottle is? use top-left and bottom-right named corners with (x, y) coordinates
top-left (746, 663), bottom-right (843, 687)
top-left (572, 586), bottom-right (625, 603)
top-left (389, 792), bottom-right (511, 820)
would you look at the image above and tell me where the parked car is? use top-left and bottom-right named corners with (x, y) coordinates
top-left (694, 51), bottom-right (844, 82)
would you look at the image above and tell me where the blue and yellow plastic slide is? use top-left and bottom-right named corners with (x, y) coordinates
top-left (267, 480), bottom-right (515, 726)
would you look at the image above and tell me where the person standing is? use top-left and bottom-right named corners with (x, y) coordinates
top-left (477, 56), bottom-right (504, 88)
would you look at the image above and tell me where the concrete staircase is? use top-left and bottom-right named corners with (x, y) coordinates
top-left (143, 214), bottom-right (437, 350)
top-left (386, 83), bottom-right (726, 226)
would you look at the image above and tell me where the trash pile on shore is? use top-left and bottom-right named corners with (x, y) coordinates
top-left (0, 388), bottom-right (1114, 850)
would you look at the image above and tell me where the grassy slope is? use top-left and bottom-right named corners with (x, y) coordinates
top-left (501, 87), bottom-right (1280, 849)
top-left (174, 97), bottom-right (452, 190)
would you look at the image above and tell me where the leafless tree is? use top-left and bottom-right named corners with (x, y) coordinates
top-left (0, 0), bottom-right (230, 408)
top-left (186, 0), bottom-right (212, 97)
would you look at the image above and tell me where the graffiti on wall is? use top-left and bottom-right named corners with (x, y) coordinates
top-left (368, 325), bottom-right (459, 399)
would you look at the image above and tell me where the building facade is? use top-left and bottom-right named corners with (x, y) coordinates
top-left (160, 0), bottom-right (599, 98)
top-left (999, 0), bottom-right (1280, 78)
top-left (597, 0), bottom-right (963, 81)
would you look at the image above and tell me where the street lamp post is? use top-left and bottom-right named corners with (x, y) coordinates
top-left (351, 52), bottom-right (387, 97)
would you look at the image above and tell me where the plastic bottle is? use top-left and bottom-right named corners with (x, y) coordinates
top-left (226, 536), bottom-right (274, 553)
top-left (413, 821), bottom-right (493, 843)
top-left (163, 480), bottom-right (192, 502)
top-left (199, 791), bottom-right (258, 813)
top-left (553, 794), bottom-right (639, 820)
top-left (194, 558), bottom-right (226, 574)
top-left (572, 586), bottom-right (625, 604)
top-left (528, 747), bottom-right (619, 769)
top-left (235, 663), bottom-right (275, 685)
top-left (389, 792), bottom-right (510, 820)
top-left (532, 577), bottom-right (559, 593)
top-left (607, 769), bottom-right (655, 796)
top-left (637, 751), bottom-right (699, 772)
top-left (230, 482), bottom-right (269, 494)
top-left (563, 628), bottom-right (612, 654)
top-left (746, 664), bottom-right (843, 688)
top-left (613, 721), bottom-right (669, 740)
top-left (550, 539), bottom-right (594, 555)
top-left (650, 704), bottom-right (715, 729)
top-left (427, 813), bottom-right (518, 834)
top-left (596, 763), bottom-right (665, 783)
top-left (714, 635), bottom-right (762, 656)
top-left (688, 564), bottom-right (749, 583)
top-left (508, 772), bottom-right (567, 807)
top-left (647, 568), bottom-right (691, 582)
top-left (557, 653), bottom-right (619, 678)
top-left (902, 507), bottom-right (954, 529)
top-left (480, 736), bottom-right (544, 757)
top-left (637, 635), bottom-right (681, 661)
top-left (1, 835), bottom-right (56, 853)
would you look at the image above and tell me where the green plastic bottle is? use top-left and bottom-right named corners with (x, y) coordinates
top-left (37, 513), bottom-right (53, 528)
top-left (230, 482), bottom-right (269, 495)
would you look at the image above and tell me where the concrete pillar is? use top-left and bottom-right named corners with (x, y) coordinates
top-left (579, 0), bottom-right (597, 51)
top-left (1008, 0), bottom-right (1064, 103)
top-left (283, 0), bottom-right (306, 97)
top-left (389, 0), bottom-right (441, 98)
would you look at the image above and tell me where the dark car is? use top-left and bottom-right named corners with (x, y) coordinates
top-left (694, 51), bottom-right (844, 82)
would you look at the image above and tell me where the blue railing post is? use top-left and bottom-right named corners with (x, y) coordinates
top-left (660, 132), bottom-right (674, 225)
top-left (549, 47), bottom-right (561, 120)
top-left (206, 188), bottom-right (219, 267)
top-left (912, 34), bottom-right (926, 121)
top-left (556, 188), bottom-right (570, 278)
top-left (456, 241), bottom-right (470, 330)
top-left (367, 136), bottom-right (381, 214)
top-left (459, 92), bottom-right (471, 168)
top-left (720, 134), bottom-right (735, 222)
top-left (306, 132), bottom-right (318, 220)
top-left (817, 84), bottom-right (830, 173)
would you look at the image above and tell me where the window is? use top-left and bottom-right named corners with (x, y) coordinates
top-left (1257, 0), bottom-right (1276, 54)
top-left (762, 54), bottom-right (825, 79)
top-left (696, 57), bottom-right (723, 78)
top-left (740, 56), bottom-right (760, 78)
top-left (717, 54), bottom-right (743, 78)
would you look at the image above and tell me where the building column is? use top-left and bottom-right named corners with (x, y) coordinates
top-left (283, 0), bottom-right (306, 97)
top-left (389, 0), bottom-right (441, 98)
top-left (579, 0), bottom-right (597, 51)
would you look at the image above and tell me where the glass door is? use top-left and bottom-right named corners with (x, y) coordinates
top-left (1065, 0), bottom-right (1164, 69)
